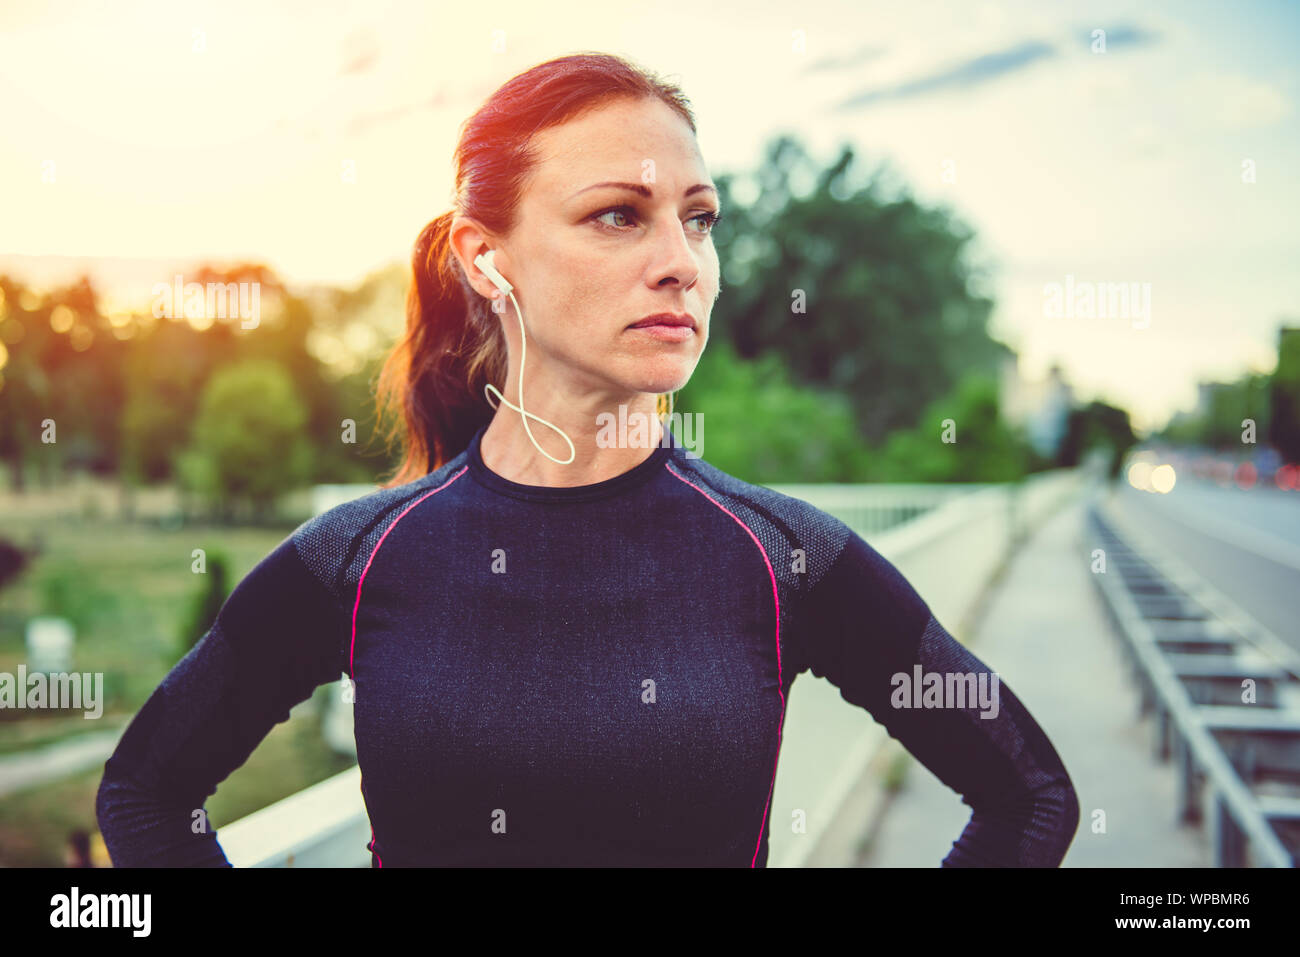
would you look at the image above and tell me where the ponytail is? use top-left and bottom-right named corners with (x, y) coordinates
top-left (375, 211), bottom-right (503, 486)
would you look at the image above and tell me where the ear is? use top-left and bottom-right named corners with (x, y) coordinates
top-left (449, 215), bottom-right (507, 300)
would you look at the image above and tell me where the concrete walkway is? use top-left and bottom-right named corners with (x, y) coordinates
top-left (859, 494), bottom-right (1211, 867)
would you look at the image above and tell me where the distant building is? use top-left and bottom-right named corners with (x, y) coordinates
top-left (999, 355), bottom-right (1074, 457)
top-left (1195, 382), bottom-right (1219, 418)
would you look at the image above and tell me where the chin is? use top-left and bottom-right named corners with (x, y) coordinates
top-left (599, 350), bottom-right (699, 396)
top-left (639, 369), bottom-right (695, 395)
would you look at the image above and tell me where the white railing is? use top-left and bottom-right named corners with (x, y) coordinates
top-left (221, 458), bottom-right (1104, 866)
top-left (220, 766), bottom-right (370, 868)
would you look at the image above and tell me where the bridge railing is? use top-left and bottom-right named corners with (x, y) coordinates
top-left (1087, 500), bottom-right (1300, 867)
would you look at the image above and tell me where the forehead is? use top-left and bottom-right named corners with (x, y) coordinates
top-left (525, 97), bottom-right (708, 199)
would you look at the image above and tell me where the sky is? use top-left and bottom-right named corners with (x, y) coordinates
top-left (1, 0), bottom-right (1297, 432)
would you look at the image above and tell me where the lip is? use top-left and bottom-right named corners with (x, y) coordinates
top-left (627, 312), bottom-right (697, 331)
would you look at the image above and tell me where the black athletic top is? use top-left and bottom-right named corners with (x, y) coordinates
top-left (95, 421), bottom-right (1080, 867)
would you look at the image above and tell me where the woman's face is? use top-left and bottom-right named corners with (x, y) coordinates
top-left (459, 95), bottom-right (721, 404)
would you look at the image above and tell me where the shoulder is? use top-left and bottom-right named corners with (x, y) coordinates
top-left (288, 452), bottom-right (472, 602)
top-left (664, 453), bottom-right (855, 594)
top-left (667, 453), bottom-right (931, 637)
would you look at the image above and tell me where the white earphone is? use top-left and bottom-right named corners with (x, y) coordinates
top-left (474, 249), bottom-right (577, 465)
top-left (472, 249), bottom-right (676, 466)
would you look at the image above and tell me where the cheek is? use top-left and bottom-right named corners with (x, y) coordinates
top-left (558, 254), bottom-right (633, 323)
top-left (534, 269), bottom-right (611, 338)
top-left (529, 246), bottom-right (604, 324)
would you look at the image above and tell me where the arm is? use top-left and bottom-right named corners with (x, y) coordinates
top-left (95, 530), bottom-right (349, 867)
top-left (793, 529), bottom-right (1080, 867)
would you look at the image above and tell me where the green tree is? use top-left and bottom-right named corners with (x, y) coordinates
top-left (865, 374), bottom-right (1031, 482)
top-left (1056, 401), bottom-right (1137, 479)
top-left (710, 136), bottom-right (1009, 448)
top-left (675, 337), bottom-right (872, 482)
top-left (0, 276), bottom-right (129, 489)
top-left (176, 358), bottom-right (315, 519)
top-left (179, 551), bottom-right (229, 659)
top-left (1270, 327), bottom-right (1300, 461)
top-left (1203, 373), bottom-right (1271, 448)
top-left (120, 320), bottom-right (210, 484)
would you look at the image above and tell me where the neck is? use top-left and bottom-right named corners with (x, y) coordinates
top-left (479, 397), bottom-right (668, 488)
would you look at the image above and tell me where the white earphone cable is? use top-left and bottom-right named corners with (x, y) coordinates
top-left (482, 286), bottom-right (577, 465)
top-left (478, 256), bottom-right (677, 464)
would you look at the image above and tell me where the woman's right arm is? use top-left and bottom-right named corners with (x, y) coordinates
top-left (95, 529), bottom-right (350, 867)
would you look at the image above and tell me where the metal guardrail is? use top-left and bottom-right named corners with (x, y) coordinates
top-left (1086, 497), bottom-right (1300, 867)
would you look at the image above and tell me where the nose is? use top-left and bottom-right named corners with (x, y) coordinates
top-left (647, 213), bottom-right (701, 291)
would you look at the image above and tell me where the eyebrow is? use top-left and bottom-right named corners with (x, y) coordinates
top-left (572, 181), bottom-right (719, 201)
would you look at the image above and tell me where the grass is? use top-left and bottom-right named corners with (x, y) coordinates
top-left (1, 512), bottom-right (302, 731)
top-left (0, 496), bottom-right (357, 867)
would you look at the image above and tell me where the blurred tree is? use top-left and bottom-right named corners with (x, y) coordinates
top-left (0, 537), bottom-right (31, 594)
top-left (121, 320), bottom-right (210, 484)
top-left (179, 550), bottom-right (229, 659)
top-left (1152, 371), bottom-right (1274, 453)
top-left (1269, 327), bottom-right (1300, 462)
top-left (49, 276), bottom-right (127, 475)
top-left (116, 261), bottom-right (390, 494)
top-left (1056, 401), bottom-right (1138, 479)
top-left (864, 373), bottom-right (1033, 482)
top-left (175, 358), bottom-right (315, 521)
top-left (0, 276), bottom-right (128, 484)
top-left (709, 136), bottom-right (1010, 448)
top-left (0, 279), bottom-right (55, 491)
top-left (675, 337), bottom-right (872, 482)
top-left (1203, 373), bottom-right (1271, 449)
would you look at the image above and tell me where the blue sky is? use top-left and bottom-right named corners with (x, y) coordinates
top-left (1, 0), bottom-right (1296, 431)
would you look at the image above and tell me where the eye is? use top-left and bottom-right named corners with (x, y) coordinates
top-left (688, 210), bottom-right (723, 234)
top-left (589, 205), bottom-right (723, 236)
top-left (592, 206), bottom-right (637, 230)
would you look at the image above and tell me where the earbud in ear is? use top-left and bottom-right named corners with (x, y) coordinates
top-left (474, 250), bottom-right (513, 296)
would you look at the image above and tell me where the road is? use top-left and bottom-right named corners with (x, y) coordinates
top-left (1106, 477), bottom-right (1300, 654)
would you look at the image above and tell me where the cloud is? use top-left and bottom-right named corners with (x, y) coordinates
top-left (802, 43), bottom-right (887, 74)
top-left (831, 22), bottom-right (1160, 112)
top-left (1190, 72), bottom-right (1291, 130)
top-left (346, 91), bottom-right (451, 135)
top-left (1085, 24), bottom-right (1160, 50)
top-left (835, 40), bottom-right (1056, 110)
top-left (339, 27), bottom-right (380, 76)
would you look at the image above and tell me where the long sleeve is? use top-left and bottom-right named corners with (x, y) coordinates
top-left (792, 529), bottom-right (1080, 867)
top-left (95, 529), bottom-right (350, 867)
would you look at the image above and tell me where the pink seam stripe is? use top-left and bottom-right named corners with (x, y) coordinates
top-left (664, 462), bottom-right (784, 868)
top-left (350, 466), bottom-right (469, 678)
top-left (362, 776), bottom-right (382, 867)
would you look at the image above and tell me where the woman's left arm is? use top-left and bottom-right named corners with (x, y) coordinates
top-left (791, 528), bottom-right (1081, 867)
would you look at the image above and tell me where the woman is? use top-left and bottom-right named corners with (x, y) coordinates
top-left (96, 52), bottom-right (1079, 867)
